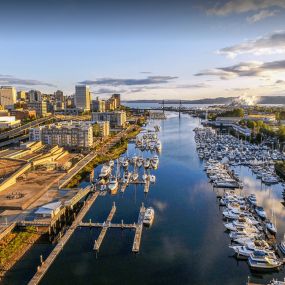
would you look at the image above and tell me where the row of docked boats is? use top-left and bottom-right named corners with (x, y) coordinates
top-left (194, 126), bottom-right (285, 272)
top-left (118, 155), bottom-right (159, 170)
top-left (204, 160), bottom-right (243, 189)
top-left (194, 127), bottom-right (284, 186)
top-left (221, 191), bottom-right (282, 271)
top-left (135, 131), bottom-right (162, 152)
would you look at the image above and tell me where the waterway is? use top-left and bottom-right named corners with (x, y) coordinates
top-left (4, 113), bottom-right (285, 285)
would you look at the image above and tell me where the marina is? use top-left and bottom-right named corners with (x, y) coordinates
top-left (3, 113), bottom-right (285, 285)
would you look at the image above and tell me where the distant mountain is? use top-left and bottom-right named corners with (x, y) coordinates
top-left (123, 96), bottom-right (285, 105)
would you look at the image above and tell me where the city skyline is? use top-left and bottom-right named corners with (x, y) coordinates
top-left (1, 0), bottom-right (285, 100)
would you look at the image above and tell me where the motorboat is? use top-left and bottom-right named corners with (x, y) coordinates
top-left (149, 175), bottom-right (156, 183)
top-left (142, 173), bottom-right (148, 182)
top-left (248, 194), bottom-right (257, 206)
top-left (248, 250), bottom-right (282, 271)
top-left (143, 207), bottom-right (155, 226)
top-left (122, 159), bottom-right (129, 168)
top-left (122, 172), bottom-right (131, 184)
top-left (255, 206), bottom-right (267, 219)
top-left (108, 176), bottom-right (119, 193)
top-left (99, 164), bottom-right (111, 178)
top-left (144, 159), bottom-right (150, 169)
top-left (278, 234), bottom-right (285, 255)
top-left (266, 221), bottom-right (277, 235)
top-left (109, 160), bottom-right (114, 167)
top-left (132, 172), bottom-right (139, 181)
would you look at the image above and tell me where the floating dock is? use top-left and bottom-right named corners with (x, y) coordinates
top-left (144, 179), bottom-right (150, 193)
top-left (94, 202), bottom-right (116, 251)
top-left (132, 204), bottom-right (146, 253)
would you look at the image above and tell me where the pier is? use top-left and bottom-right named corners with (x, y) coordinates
top-left (144, 178), bottom-right (150, 193)
top-left (94, 202), bottom-right (117, 251)
top-left (28, 191), bottom-right (99, 285)
top-left (132, 204), bottom-right (146, 253)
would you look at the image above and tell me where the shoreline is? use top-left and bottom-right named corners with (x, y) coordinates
top-left (1, 124), bottom-right (142, 282)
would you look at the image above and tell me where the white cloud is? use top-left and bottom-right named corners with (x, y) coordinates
top-left (207, 0), bottom-right (285, 16)
top-left (195, 59), bottom-right (285, 80)
top-left (246, 9), bottom-right (277, 23)
top-left (217, 31), bottom-right (285, 58)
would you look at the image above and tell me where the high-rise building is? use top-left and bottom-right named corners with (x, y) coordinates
top-left (54, 90), bottom-right (64, 102)
top-left (91, 97), bottom-right (106, 112)
top-left (75, 85), bottom-right (91, 111)
top-left (28, 90), bottom-right (42, 102)
top-left (112, 94), bottom-right (121, 107)
top-left (0, 86), bottom-right (17, 107)
top-left (17, 91), bottom-right (27, 100)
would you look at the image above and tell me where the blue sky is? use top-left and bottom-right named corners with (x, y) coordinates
top-left (1, 0), bottom-right (285, 100)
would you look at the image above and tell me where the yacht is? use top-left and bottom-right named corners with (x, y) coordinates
top-left (149, 175), bottom-right (156, 183)
top-left (109, 160), bottom-right (114, 167)
top-left (108, 176), bottom-right (119, 193)
top-left (144, 159), bottom-right (150, 169)
top-left (266, 221), bottom-right (277, 235)
top-left (142, 173), bottom-right (148, 182)
top-left (122, 172), bottom-right (131, 184)
top-left (99, 164), bottom-right (111, 178)
top-left (278, 234), bottom-right (285, 255)
top-left (156, 140), bottom-right (162, 152)
top-left (248, 250), bottom-right (282, 271)
top-left (143, 207), bottom-right (155, 226)
top-left (255, 206), bottom-right (267, 219)
top-left (248, 194), bottom-right (257, 206)
top-left (151, 155), bottom-right (159, 169)
top-left (132, 172), bottom-right (139, 181)
top-left (122, 159), bottom-right (129, 168)
top-left (230, 244), bottom-right (273, 260)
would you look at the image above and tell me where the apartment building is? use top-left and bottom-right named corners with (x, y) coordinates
top-left (30, 121), bottom-right (93, 148)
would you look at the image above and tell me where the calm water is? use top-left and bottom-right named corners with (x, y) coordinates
top-left (4, 114), bottom-right (285, 285)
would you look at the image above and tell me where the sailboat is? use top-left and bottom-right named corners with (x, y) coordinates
top-left (109, 159), bottom-right (119, 195)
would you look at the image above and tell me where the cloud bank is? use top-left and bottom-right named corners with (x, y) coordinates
top-left (79, 76), bottom-right (178, 86)
top-left (217, 31), bottom-right (285, 58)
top-left (207, 0), bottom-right (285, 16)
top-left (0, 75), bottom-right (56, 87)
top-left (195, 59), bottom-right (285, 79)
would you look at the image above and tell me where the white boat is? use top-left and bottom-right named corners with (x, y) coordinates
top-left (144, 159), bottom-right (150, 169)
top-left (109, 160), bottom-right (114, 167)
top-left (143, 207), bottom-right (154, 226)
top-left (100, 184), bottom-right (107, 191)
top-left (132, 172), bottom-right (139, 181)
top-left (255, 206), bottom-right (267, 219)
top-left (248, 250), bottom-right (282, 271)
top-left (278, 234), bottom-right (285, 255)
top-left (156, 141), bottom-right (162, 151)
top-left (122, 159), bottom-right (129, 168)
top-left (266, 221), bottom-right (277, 235)
top-left (108, 176), bottom-right (118, 192)
top-left (142, 173), bottom-right (148, 182)
top-left (122, 172), bottom-right (131, 184)
top-left (149, 175), bottom-right (156, 183)
top-left (99, 164), bottom-right (111, 178)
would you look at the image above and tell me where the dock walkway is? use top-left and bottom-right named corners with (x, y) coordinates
top-left (28, 192), bottom-right (99, 285)
top-left (94, 203), bottom-right (116, 251)
top-left (132, 204), bottom-right (146, 253)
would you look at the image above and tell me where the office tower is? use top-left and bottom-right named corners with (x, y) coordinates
top-left (0, 86), bottom-right (17, 107)
top-left (75, 85), bottom-right (91, 111)
top-left (28, 90), bottom-right (42, 102)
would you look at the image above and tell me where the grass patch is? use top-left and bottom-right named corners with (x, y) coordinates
top-left (0, 226), bottom-right (38, 269)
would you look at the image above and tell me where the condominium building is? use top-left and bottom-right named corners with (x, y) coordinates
top-left (27, 101), bottom-right (47, 117)
top-left (0, 86), bottom-right (17, 107)
top-left (92, 111), bottom-right (127, 128)
top-left (97, 121), bottom-right (110, 137)
top-left (28, 90), bottom-right (42, 102)
top-left (17, 91), bottom-right (27, 100)
top-left (29, 121), bottom-right (93, 148)
top-left (75, 85), bottom-right (91, 111)
top-left (112, 94), bottom-right (121, 107)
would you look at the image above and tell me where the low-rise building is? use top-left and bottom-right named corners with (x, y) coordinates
top-left (92, 111), bottom-right (127, 128)
top-left (30, 121), bottom-right (93, 149)
top-left (10, 109), bottom-right (36, 121)
top-left (27, 101), bottom-right (47, 117)
top-left (0, 116), bottom-right (21, 129)
top-left (214, 117), bottom-right (241, 127)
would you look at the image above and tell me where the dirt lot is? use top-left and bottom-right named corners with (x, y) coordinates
top-left (0, 170), bottom-right (66, 210)
top-left (0, 159), bottom-right (25, 179)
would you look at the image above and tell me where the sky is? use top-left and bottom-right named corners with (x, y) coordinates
top-left (1, 0), bottom-right (285, 100)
